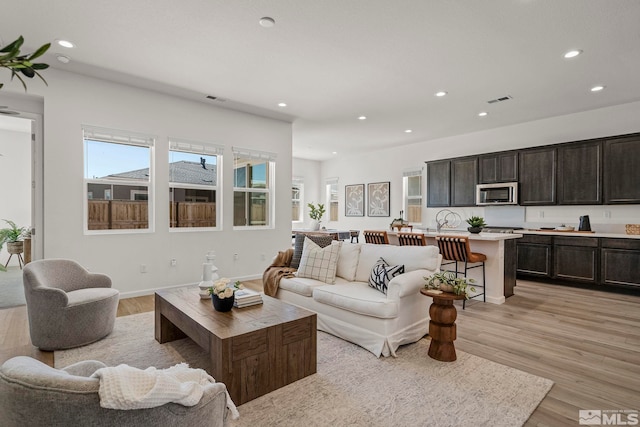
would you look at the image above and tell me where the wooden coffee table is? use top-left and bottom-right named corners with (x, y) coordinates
top-left (155, 286), bottom-right (317, 405)
top-left (420, 289), bottom-right (466, 362)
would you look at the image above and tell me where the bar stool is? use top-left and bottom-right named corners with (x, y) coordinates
top-left (363, 230), bottom-right (389, 244)
top-left (350, 230), bottom-right (360, 243)
top-left (435, 235), bottom-right (486, 309)
top-left (397, 232), bottom-right (426, 246)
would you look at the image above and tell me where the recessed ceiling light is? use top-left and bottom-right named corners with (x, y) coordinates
top-left (332, 151), bottom-right (337, 155)
top-left (56, 54), bottom-right (70, 64)
top-left (404, 129), bottom-right (413, 133)
top-left (435, 91), bottom-right (447, 97)
top-left (278, 102), bottom-right (287, 107)
top-left (478, 111), bottom-right (488, 117)
top-left (358, 116), bottom-right (367, 120)
top-left (56, 39), bottom-right (75, 48)
top-left (259, 17), bottom-right (275, 28)
top-left (590, 85), bottom-right (605, 92)
top-left (563, 49), bottom-right (582, 59)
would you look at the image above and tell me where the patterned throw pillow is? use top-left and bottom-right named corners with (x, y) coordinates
top-left (297, 238), bottom-right (342, 284)
top-left (368, 257), bottom-right (405, 294)
top-left (291, 233), bottom-right (335, 269)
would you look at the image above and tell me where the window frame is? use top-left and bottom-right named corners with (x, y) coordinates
top-left (403, 169), bottom-right (423, 225)
top-left (168, 138), bottom-right (223, 232)
top-left (232, 147), bottom-right (276, 230)
top-left (292, 178), bottom-right (304, 224)
top-left (326, 178), bottom-right (339, 222)
top-left (83, 126), bottom-right (155, 235)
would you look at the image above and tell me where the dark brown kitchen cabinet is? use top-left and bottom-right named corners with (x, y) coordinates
top-left (516, 235), bottom-right (552, 278)
top-left (451, 156), bottom-right (478, 206)
top-left (557, 141), bottom-right (602, 205)
top-left (426, 159), bottom-right (451, 207)
top-left (604, 136), bottom-right (640, 204)
top-left (478, 151), bottom-right (518, 184)
top-left (553, 237), bottom-right (598, 284)
top-left (519, 147), bottom-right (556, 205)
top-left (601, 238), bottom-right (640, 288)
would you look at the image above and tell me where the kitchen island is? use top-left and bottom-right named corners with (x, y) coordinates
top-left (388, 230), bottom-right (522, 304)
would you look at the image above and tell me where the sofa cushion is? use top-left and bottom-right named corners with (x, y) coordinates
top-left (368, 258), bottom-right (404, 295)
top-left (355, 244), bottom-right (440, 282)
top-left (336, 243), bottom-right (362, 281)
top-left (297, 238), bottom-right (342, 284)
top-left (280, 276), bottom-right (351, 297)
top-left (312, 282), bottom-right (399, 319)
top-left (291, 234), bottom-right (335, 269)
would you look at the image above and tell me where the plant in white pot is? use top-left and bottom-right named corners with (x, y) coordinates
top-left (307, 203), bottom-right (326, 230)
top-left (0, 220), bottom-right (27, 271)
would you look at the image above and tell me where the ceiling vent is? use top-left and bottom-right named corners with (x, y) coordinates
top-left (206, 95), bottom-right (226, 102)
top-left (487, 95), bottom-right (513, 104)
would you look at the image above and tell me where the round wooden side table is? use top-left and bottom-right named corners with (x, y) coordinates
top-left (420, 289), bottom-right (466, 362)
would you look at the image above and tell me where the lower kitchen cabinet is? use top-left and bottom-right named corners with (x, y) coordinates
top-left (553, 237), bottom-right (598, 284)
top-left (516, 235), bottom-right (552, 277)
top-left (601, 238), bottom-right (640, 288)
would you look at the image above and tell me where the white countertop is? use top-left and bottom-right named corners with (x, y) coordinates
top-left (520, 230), bottom-right (640, 239)
top-left (388, 230), bottom-right (522, 241)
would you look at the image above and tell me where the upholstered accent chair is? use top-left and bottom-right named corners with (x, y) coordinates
top-left (0, 356), bottom-right (229, 427)
top-left (23, 259), bottom-right (120, 350)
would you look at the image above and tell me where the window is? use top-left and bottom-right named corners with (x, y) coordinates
top-left (83, 126), bottom-right (154, 232)
top-left (233, 148), bottom-right (276, 228)
top-left (403, 169), bottom-right (423, 224)
top-left (292, 178), bottom-right (304, 223)
top-left (169, 138), bottom-right (223, 229)
top-left (326, 178), bottom-right (338, 222)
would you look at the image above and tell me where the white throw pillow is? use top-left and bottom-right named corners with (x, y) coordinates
top-left (336, 243), bottom-right (362, 281)
top-left (297, 238), bottom-right (342, 284)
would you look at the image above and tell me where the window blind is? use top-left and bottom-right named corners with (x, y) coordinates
top-left (403, 168), bottom-right (423, 177)
top-left (232, 147), bottom-right (277, 161)
top-left (169, 138), bottom-right (224, 156)
top-left (82, 125), bottom-right (155, 147)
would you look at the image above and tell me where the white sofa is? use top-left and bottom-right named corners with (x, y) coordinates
top-left (275, 242), bottom-right (442, 357)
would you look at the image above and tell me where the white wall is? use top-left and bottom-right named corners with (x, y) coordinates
top-left (4, 68), bottom-right (293, 296)
top-left (318, 101), bottom-right (640, 233)
top-left (0, 128), bottom-right (31, 266)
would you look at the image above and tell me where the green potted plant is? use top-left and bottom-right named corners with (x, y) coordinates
top-left (307, 203), bottom-right (326, 230)
top-left (466, 216), bottom-right (486, 234)
top-left (0, 220), bottom-right (27, 271)
top-left (424, 271), bottom-right (476, 299)
top-left (0, 36), bottom-right (51, 91)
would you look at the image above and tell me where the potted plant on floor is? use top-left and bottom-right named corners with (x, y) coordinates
top-left (0, 220), bottom-right (27, 271)
top-left (466, 216), bottom-right (486, 234)
top-left (424, 271), bottom-right (476, 299)
top-left (308, 203), bottom-right (326, 230)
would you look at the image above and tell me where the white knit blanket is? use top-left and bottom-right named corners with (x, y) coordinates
top-left (91, 363), bottom-right (239, 418)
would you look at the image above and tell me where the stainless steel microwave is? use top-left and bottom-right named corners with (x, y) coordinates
top-left (476, 182), bottom-right (518, 205)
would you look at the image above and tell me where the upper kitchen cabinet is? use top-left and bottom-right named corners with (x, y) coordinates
top-left (451, 156), bottom-right (478, 206)
top-left (557, 140), bottom-right (603, 205)
top-left (426, 159), bottom-right (451, 207)
top-left (604, 135), bottom-right (640, 204)
top-left (478, 151), bottom-right (518, 184)
top-left (519, 147), bottom-right (557, 205)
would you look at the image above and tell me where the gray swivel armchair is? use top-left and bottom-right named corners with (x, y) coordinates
top-left (0, 356), bottom-right (229, 427)
top-left (23, 259), bottom-right (120, 350)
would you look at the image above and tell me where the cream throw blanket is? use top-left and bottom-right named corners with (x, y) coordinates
top-left (91, 362), bottom-right (239, 418)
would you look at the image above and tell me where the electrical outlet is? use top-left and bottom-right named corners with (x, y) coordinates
top-left (261, 253), bottom-right (266, 261)
top-left (604, 211), bottom-right (611, 219)
top-left (234, 253), bottom-right (239, 260)
top-left (538, 211), bottom-right (544, 218)
top-left (170, 259), bottom-right (177, 267)
top-left (140, 264), bottom-right (148, 273)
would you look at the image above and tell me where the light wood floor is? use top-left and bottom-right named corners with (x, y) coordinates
top-left (1, 279), bottom-right (638, 426)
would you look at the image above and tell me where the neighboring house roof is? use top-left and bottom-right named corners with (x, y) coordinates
top-left (105, 160), bottom-right (217, 185)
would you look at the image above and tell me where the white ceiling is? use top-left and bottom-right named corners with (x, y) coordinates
top-left (2, 0), bottom-right (639, 160)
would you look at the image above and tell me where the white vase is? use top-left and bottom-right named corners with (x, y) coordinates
top-left (311, 220), bottom-right (321, 231)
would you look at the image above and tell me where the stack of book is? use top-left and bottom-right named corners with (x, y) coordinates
top-left (234, 288), bottom-right (263, 308)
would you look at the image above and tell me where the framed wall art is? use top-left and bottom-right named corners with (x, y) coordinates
top-left (367, 181), bottom-right (390, 217)
top-left (345, 184), bottom-right (365, 217)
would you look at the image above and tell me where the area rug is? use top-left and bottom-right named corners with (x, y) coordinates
top-left (55, 312), bottom-right (553, 427)
top-left (0, 266), bottom-right (25, 309)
